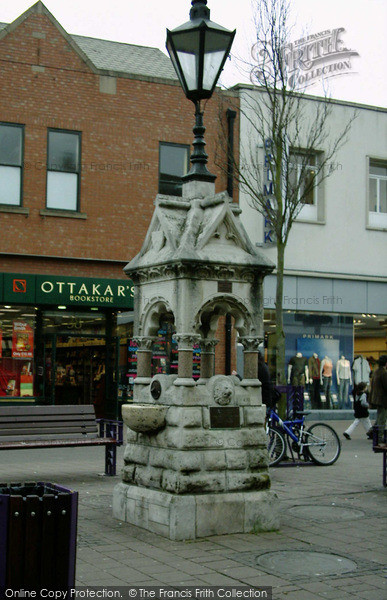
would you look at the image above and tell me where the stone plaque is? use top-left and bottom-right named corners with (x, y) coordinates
top-left (210, 406), bottom-right (240, 429)
top-left (218, 280), bottom-right (232, 293)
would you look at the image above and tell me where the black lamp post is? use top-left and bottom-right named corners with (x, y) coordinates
top-left (166, 0), bottom-right (235, 183)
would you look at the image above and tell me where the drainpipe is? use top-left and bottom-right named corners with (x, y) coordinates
top-left (225, 314), bottom-right (232, 374)
top-left (226, 108), bottom-right (237, 198)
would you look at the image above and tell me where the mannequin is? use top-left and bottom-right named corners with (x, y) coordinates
top-left (320, 356), bottom-right (333, 409)
top-left (288, 352), bottom-right (309, 386)
top-left (308, 353), bottom-right (321, 409)
top-left (336, 355), bottom-right (352, 409)
top-left (352, 355), bottom-right (371, 385)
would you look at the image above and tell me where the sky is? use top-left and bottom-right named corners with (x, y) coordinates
top-left (1, 0), bottom-right (386, 108)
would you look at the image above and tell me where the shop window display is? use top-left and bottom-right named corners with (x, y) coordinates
top-left (264, 310), bottom-right (386, 410)
top-left (42, 311), bottom-right (108, 411)
top-left (0, 306), bottom-right (36, 398)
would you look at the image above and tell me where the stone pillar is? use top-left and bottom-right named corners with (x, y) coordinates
top-left (133, 336), bottom-right (155, 385)
top-left (197, 339), bottom-right (218, 384)
top-left (240, 336), bottom-right (262, 386)
top-left (173, 333), bottom-right (201, 386)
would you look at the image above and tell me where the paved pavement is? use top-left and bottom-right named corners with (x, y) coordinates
top-left (1, 420), bottom-right (386, 599)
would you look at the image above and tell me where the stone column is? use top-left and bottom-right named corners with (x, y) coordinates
top-left (239, 336), bottom-right (262, 386)
top-left (133, 336), bottom-right (155, 385)
top-left (197, 339), bottom-right (218, 384)
top-left (173, 333), bottom-right (201, 386)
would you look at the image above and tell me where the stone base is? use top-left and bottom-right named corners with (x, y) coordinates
top-left (113, 483), bottom-right (280, 540)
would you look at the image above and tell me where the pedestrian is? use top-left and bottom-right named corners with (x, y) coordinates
top-left (258, 351), bottom-right (275, 408)
top-left (368, 355), bottom-right (387, 443)
top-left (343, 382), bottom-right (372, 440)
top-left (231, 369), bottom-right (242, 381)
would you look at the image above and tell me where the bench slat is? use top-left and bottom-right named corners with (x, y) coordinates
top-left (0, 438), bottom-right (116, 449)
top-left (0, 415), bottom-right (97, 424)
top-left (0, 431), bottom-right (98, 448)
top-left (0, 405), bottom-right (95, 416)
top-left (0, 422), bottom-right (97, 432)
top-left (0, 424), bottom-right (97, 435)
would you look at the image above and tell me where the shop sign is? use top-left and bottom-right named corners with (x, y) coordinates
top-left (3, 273), bottom-right (36, 304)
top-left (263, 139), bottom-right (276, 246)
top-left (1, 273), bottom-right (134, 309)
top-left (35, 276), bottom-right (134, 308)
top-left (12, 321), bottom-right (34, 359)
top-left (302, 334), bottom-right (334, 339)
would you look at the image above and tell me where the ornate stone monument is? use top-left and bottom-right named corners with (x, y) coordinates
top-left (112, 178), bottom-right (280, 539)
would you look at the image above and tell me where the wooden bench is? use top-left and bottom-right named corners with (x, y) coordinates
top-left (0, 405), bottom-right (123, 476)
top-left (372, 426), bottom-right (387, 487)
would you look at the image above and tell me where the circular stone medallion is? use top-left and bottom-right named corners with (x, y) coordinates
top-left (150, 379), bottom-right (162, 400)
top-left (288, 504), bottom-right (365, 522)
top-left (256, 551), bottom-right (357, 576)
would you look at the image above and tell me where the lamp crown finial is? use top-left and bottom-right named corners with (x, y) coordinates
top-left (190, 0), bottom-right (210, 20)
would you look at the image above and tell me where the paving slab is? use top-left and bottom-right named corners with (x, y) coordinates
top-left (1, 420), bottom-right (385, 598)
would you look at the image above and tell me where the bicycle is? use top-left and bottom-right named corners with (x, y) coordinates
top-left (266, 404), bottom-right (341, 467)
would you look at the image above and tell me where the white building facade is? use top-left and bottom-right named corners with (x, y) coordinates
top-left (237, 86), bottom-right (387, 407)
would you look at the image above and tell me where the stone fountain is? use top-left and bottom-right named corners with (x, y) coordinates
top-left (112, 178), bottom-right (280, 540)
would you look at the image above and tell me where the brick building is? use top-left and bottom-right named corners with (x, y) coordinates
top-left (0, 2), bottom-right (238, 415)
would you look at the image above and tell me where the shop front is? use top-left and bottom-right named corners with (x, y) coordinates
top-left (258, 273), bottom-right (387, 410)
top-left (263, 309), bottom-right (387, 410)
top-left (0, 273), bottom-right (134, 418)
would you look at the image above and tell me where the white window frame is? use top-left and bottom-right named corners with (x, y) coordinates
top-left (368, 158), bottom-right (387, 230)
top-left (0, 122), bottom-right (24, 206)
top-left (46, 129), bottom-right (81, 211)
top-left (159, 142), bottom-right (190, 197)
top-left (290, 150), bottom-right (322, 223)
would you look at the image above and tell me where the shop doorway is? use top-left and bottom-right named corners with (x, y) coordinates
top-left (43, 334), bottom-right (118, 418)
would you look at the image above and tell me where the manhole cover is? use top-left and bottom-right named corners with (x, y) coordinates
top-left (256, 551), bottom-right (357, 576)
top-left (288, 504), bottom-right (365, 522)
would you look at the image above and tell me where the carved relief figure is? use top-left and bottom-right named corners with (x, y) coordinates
top-left (212, 376), bottom-right (235, 405)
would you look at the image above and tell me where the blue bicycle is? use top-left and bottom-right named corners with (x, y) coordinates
top-left (266, 405), bottom-right (341, 466)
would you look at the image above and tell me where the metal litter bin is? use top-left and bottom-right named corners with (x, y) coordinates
top-left (0, 482), bottom-right (78, 593)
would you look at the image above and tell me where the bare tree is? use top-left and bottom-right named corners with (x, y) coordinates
top-left (216, 0), bottom-right (356, 384)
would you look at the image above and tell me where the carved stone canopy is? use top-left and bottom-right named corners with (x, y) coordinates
top-left (124, 182), bottom-right (274, 357)
top-left (126, 191), bottom-right (273, 278)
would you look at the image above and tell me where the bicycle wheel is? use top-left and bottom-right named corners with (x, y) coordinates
top-left (306, 423), bottom-right (341, 465)
top-left (267, 426), bottom-right (286, 466)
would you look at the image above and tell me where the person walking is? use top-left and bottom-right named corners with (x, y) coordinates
top-left (368, 355), bottom-right (387, 443)
top-left (343, 382), bottom-right (372, 440)
top-left (258, 351), bottom-right (275, 408)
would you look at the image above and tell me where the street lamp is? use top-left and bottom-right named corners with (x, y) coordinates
top-left (166, 0), bottom-right (235, 183)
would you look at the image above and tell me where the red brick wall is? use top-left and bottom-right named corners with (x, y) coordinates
top-left (0, 11), bottom-right (237, 273)
top-left (0, 255), bottom-right (126, 279)
top-left (214, 316), bottom-right (237, 375)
